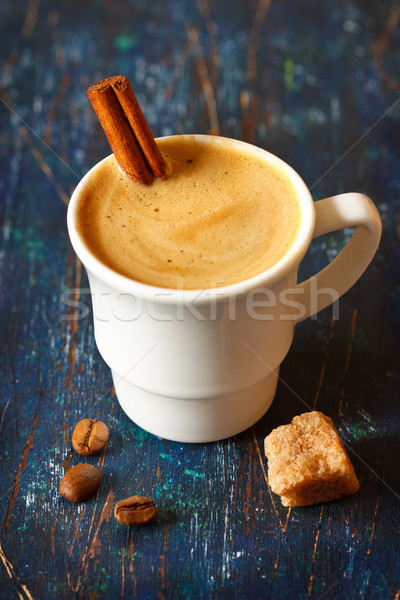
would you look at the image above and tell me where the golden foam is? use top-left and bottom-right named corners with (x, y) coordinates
top-left (77, 136), bottom-right (301, 289)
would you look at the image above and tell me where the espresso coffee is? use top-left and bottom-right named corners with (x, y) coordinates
top-left (77, 136), bottom-right (301, 289)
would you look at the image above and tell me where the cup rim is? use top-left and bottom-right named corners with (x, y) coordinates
top-left (67, 134), bottom-right (315, 304)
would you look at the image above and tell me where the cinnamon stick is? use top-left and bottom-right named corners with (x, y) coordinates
top-left (86, 76), bottom-right (166, 184)
top-left (112, 76), bottom-right (166, 179)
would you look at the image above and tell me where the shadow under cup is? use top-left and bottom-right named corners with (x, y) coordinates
top-left (67, 134), bottom-right (381, 443)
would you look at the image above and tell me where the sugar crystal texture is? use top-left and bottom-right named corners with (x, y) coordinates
top-left (264, 411), bottom-right (359, 507)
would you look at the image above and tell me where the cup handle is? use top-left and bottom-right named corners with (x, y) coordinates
top-left (295, 193), bottom-right (382, 323)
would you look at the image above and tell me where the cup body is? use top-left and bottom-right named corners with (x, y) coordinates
top-left (67, 135), bottom-right (315, 442)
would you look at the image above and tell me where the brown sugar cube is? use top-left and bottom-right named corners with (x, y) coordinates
top-left (264, 411), bottom-right (359, 507)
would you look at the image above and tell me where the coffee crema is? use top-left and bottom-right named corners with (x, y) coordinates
top-left (77, 136), bottom-right (301, 289)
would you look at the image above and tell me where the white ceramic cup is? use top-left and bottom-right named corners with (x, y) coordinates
top-left (67, 135), bottom-right (382, 443)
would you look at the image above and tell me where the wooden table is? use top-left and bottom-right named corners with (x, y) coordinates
top-left (1, 1), bottom-right (399, 598)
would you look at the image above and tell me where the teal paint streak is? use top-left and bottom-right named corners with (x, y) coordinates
top-left (183, 468), bottom-right (204, 479)
top-left (114, 34), bottom-right (138, 51)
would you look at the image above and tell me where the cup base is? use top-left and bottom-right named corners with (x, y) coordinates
top-left (112, 370), bottom-right (279, 443)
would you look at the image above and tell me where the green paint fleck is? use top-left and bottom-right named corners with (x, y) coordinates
top-left (284, 59), bottom-right (295, 90)
top-left (366, 148), bottom-right (381, 160)
top-left (184, 468), bottom-right (204, 479)
top-left (342, 423), bottom-right (378, 441)
top-left (160, 452), bottom-right (174, 461)
top-left (114, 34), bottom-right (138, 51)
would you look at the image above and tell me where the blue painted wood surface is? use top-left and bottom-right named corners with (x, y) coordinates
top-left (0, 1), bottom-right (399, 598)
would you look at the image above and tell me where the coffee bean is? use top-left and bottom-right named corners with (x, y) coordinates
top-left (59, 464), bottom-right (101, 502)
top-left (72, 418), bottom-right (109, 456)
top-left (114, 496), bottom-right (158, 526)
